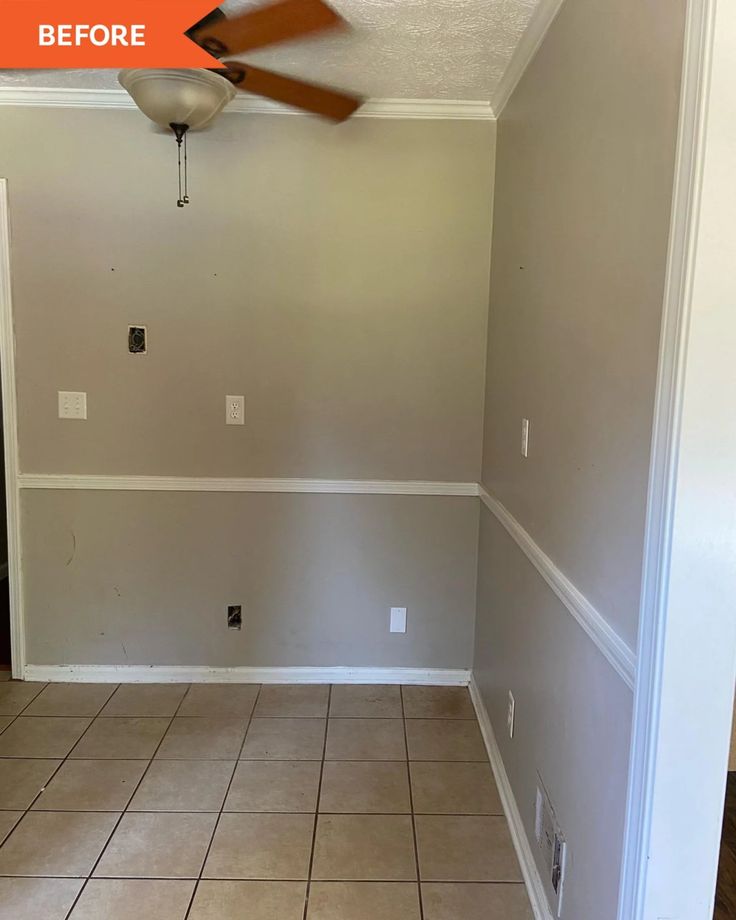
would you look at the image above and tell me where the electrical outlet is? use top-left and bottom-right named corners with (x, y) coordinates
top-left (507, 691), bottom-right (515, 738)
top-left (390, 607), bottom-right (407, 633)
top-left (521, 418), bottom-right (530, 457)
top-left (226, 395), bottom-right (245, 426)
top-left (227, 605), bottom-right (242, 630)
top-left (58, 391), bottom-right (87, 420)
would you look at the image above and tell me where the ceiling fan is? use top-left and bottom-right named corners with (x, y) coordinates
top-left (119, 0), bottom-right (362, 204)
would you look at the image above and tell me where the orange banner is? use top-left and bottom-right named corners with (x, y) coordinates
top-left (0, 1), bottom-right (223, 67)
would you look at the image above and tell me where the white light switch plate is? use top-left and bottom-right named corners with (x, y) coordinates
top-left (226, 395), bottom-right (245, 426)
top-left (58, 391), bottom-right (87, 420)
top-left (521, 418), bottom-right (530, 457)
top-left (507, 690), bottom-right (515, 738)
top-left (390, 607), bottom-right (407, 633)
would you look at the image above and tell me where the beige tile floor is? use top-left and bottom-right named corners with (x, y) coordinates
top-left (0, 680), bottom-right (534, 920)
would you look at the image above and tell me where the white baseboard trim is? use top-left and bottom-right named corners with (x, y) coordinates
top-left (18, 473), bottom-right (479, 498)
top-left (479, 487), bottom-right (636, 690)
top-left (23, 665), bottom-right (471, 685)
top-left (469, 675), bottom-right (554, 920)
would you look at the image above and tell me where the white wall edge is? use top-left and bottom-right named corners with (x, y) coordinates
top-left (18, 473), bottom-right (480, 497)
top-left (491, 0), bottom-right (566, 117)
top-left (23, 665), bottom-right (471, 685)
top-left (0, 88), bottom-right (495, 121)
top-left (617, 0), bottom-right (720, 916)
top-left (469, 675), bottom-right (554, 920)
top-left (479, 486), bottom-right (636, 690)
top-left (0, 180), bottom-right (23, 679)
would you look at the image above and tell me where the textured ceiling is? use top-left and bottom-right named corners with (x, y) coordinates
top-left (0, 0), bottom-right (540, 100)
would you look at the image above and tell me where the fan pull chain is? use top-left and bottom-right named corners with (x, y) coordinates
top-left (183, 131), bottom-right (190, 205)
top-left (170, 123), bottom-right (190, 209)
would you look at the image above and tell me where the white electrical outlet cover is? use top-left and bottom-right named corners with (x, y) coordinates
top-left (390, 607), bottom-right (407, 633)
top-left (226, 395), bottom-right (245, 426)
top-left (58, 391), bottom-right (87, 420)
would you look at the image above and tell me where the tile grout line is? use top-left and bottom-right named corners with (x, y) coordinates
top-left (301, 684), bottom-right (332, 920)
top-left (0, 683), bottom-right (119, 859)
top-left (0, 683), bottom-right (526, 912)
top-left (61, 683), bottom-right (191, 919)
top-left (401, 685), bottom-right (425, 920)
top-left (0, 680), bottom-right (48, 739)
top-left (182, 683), bottom-right (264, 920)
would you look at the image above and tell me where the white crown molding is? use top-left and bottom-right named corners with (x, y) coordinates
top-left (23, 664), bottom-right (471, 685)
top-left (17, 473), bottom-right (480, 497)
top-left (491, 0), bottom-right (566, 117)
top-left (469, 676), bottom-right (554, 920)
top-left (0, 87), bottom-right (494, 121)
top-left (479, 486), bottom-right (636, 689)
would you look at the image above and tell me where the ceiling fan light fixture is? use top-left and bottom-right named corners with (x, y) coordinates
top-left (118, 68), bottom-right (236, 131)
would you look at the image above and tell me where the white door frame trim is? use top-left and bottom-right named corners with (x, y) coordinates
top-left (0, 179), bottom-right (23, 678)
top-left (618, 0), bottom-right (735, 916)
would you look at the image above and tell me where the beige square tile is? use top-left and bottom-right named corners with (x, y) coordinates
top-left (325, 719), bottom-right (406, 761)
top-left (95, 813), bottom-right (217, 879)
top-left (410, 762), bottom-right (502, 814)
top-left (0, 811), bottom-right (22, 844)
top-left (0, 878), bottom-right (84, 920)
top-left (24, 684), bottom-right (116, 717)
top-left (70, 717), bottom-right (169, 759)
top-left (0, 716), bottom-right (12, 732)
top-left (415, 816), bottom-right (522, 882)
top-left (156, 717), bottom-right (246, 760)
top-left (308, 882), bottom-right (421, 920)
top-left (319, 762), bottom-right (410, 814)
top-left (189, 881), bottom-right (306, 919)
top-left (130, 760), bottom-right (235, 812)
top-left (0, 758), bottom-right (61, 809)
top-left (329, 685), bottom-right (402, 719)
top-left (69, 879), bottom-right (196, 920)
top-left (225, 761), bottom-right (321, 813)
top-left (422, 882), bottom-right (534, 919)
top-left (0, 811), bottom-right (118, 876)
top-left (0, 717), bottom-right (91, 758)
top-left (254, 685), bottom-right (329, 718)
top-left (0, 682), bottom-right (45, 716)
top-left (405, 720), bottom-right (486, 762)
top-left (178, 684), bottom-right (260, 717)
top-left (402, 687), bottom-right (475, 720)
top-left (101, 684), bottom-right (188, 717)
top-left (32, 760), bottom-right (146, 811)
top-left (203, 814), bottom-right (314, 880)
top-left (241, 718), bottom-right (326, 760)
top-left (312, 815), bottom-right (416, 881)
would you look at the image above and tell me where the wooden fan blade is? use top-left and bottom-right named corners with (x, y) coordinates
top-left (222, 62), bottom-right (362, 121)
top-left (193, 0), bottom-right (345, 57)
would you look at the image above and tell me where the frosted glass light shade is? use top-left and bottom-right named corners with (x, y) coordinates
top-left (119, 68), bottom-right (236, 130)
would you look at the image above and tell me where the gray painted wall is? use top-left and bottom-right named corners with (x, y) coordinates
top-left (481, 0), bottom-right (685, 647)
top-left (23, 490), bottom-right (479, 668)
top-left (0, 109), bottom-right (494, 668)
top-left (474, 0), bottom-right (686, 917)
top-left (475, 510), bottom-right (633, 920)
top-left (3, 109), bottom-right (494, 482)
